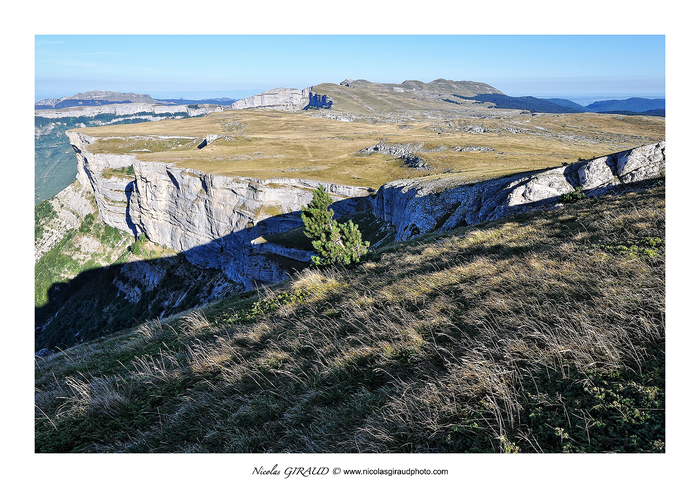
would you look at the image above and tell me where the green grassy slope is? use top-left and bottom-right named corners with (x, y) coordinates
top-left (34, 195), bottom-right (134, 309)
top-left (35, 179), bottom-right (665, 453)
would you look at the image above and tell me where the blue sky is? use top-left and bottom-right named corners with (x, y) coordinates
top-left (35, 35), bottom-right (665, 103)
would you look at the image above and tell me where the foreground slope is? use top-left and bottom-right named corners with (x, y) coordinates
top-left (35, 178), bottom-right (664, 453)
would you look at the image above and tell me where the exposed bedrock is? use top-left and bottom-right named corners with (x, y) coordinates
top-left (372, 141), bottom-right (665, 241)
top-left (67, 130), bottom-right (369, 288)
top-left (127, 161), bottom-right (368, 287)
top-left (68, 131), bottom-right (138, 233)
top-left (36, 103), bottom-right (221, 119)
top-left (230, 87), bottom-right (332, 111)
top-left (68, 129), bottom-right (664, 287)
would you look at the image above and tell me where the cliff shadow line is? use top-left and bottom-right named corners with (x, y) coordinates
top-left (36, 195), bottom-right (374, 353)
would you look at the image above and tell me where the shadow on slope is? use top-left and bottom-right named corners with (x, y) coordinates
top-left (35, 196), bottom-right (382, 353)
top-left (35, 182), bottom-right (665, 453)
top-left (35, 254), bottom-right (243, 353)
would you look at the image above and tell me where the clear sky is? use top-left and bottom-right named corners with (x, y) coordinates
top-left (35, 35), bottom-right (665, 103)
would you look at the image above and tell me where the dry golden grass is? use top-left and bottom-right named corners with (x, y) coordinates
top-left (35, 180), bottom-right (665, 453)
top-left (72, 109), bottom-right (664, 189)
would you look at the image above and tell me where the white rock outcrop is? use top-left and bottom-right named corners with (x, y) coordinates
top-left (36, 103), bottom-right (223, 119)
top-left (372, 141), bottom-right (665, 241)
top-left (68, 131), bottom-right (138, 233)
top-left (231, 87), bottom-right (332, 111)
top-left (67, 131), bottom-right (369, 288)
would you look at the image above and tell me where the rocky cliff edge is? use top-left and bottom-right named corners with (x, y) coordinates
top-left (67, 130), bottom-right (369, 288)
top-left (372, 141), bottom-right (665, 241)
top-left (67, 130), bottom-right (664, 287)
top-left (230, 87), bottom-right (332, 111)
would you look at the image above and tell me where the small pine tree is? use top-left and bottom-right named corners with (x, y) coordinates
top-left (301, 186), bottom-right (336, 239)
top-left (337, 219), bottom-right (369, 265)
top-left (301, 186), bottom-right (369, 265)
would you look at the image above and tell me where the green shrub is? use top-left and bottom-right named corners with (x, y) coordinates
top-left (130, 233), bottom-right (148, 256)
top-left (301, 186), bottom-right (369, 266)
top-left (559, 186), bottom-right (585, 204)
top-left (79, 213), bottom-right (95, 233)
top-left (595, 237), bottom-right (665, 258)
top-left (35, 200), bottom-right (57, 242)
top-left (100, 225), bottom-right (123, 245)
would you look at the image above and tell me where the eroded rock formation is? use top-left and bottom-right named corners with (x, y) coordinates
top-left (67, 131), bottom-right (369, 289)
top-left (67, 129), bottom-right (665, 288)
top-left (36, 103), bottom-right (222, 119)
top-left (372, 141), bottom-right (665, 241)
top-left (230, 87), bottom-right (332, 111)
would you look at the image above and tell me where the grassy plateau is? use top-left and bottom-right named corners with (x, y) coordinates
top-left (72, 109), bottom-right (665, 190)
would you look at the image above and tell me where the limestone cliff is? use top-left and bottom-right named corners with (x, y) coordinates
top-left (372, 141), bottom-right (665, 241)
top-left (67, 128), bottom-right (664, 288)
top-left (67, 131), bottom-right (369, 289)
top-left (36, 103), bottom-right (223, 119)
top-left (230, 87), bottom-right (332, 111)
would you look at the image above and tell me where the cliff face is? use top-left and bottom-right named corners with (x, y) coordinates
top-left (230, 87), bottom-right (332, 111)
top-left (372, 141), bottom-right (665, 241)
top-left (127, 160), bottom-right (367, 286)
top-left (36, 103), bottom-right (222, 119)
top-left (69, 132), bottom-right (137, 233)
top-left (67, 131), bottom-right (369, 289)
top-left (68, 128), bottom-right (665, 288)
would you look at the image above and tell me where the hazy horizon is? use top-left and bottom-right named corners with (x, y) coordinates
top-left (35, 86), bottom-right (666, 108)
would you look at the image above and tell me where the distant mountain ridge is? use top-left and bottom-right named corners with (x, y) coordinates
top-left (455, 94), bottom-right (584, 113)
top-left (35, 91), bottom-right (170, 110)
top-left (585, 97), bottom-right (665, 113)
top-left (463, 94), bottom-right (664, 116)
top-left (36, 87), bottom-right (665, 117)
top-left (308, 78), bottom-right (505, 115)
top-left (35, 91), bottom-right (238, 110)
top-left (541, 98), bottom-right (590, 111)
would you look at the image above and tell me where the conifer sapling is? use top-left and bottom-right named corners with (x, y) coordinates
top-left (301, 186), bottom-right (369, 265)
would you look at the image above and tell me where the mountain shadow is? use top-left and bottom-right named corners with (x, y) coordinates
top-left (35, 196), bottom-right (376, 354)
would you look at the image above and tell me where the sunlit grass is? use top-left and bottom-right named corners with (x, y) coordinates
top-left (71, 110), bottom-right (665, 189)
top-left (36, 181), bottom-right (664, 453)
